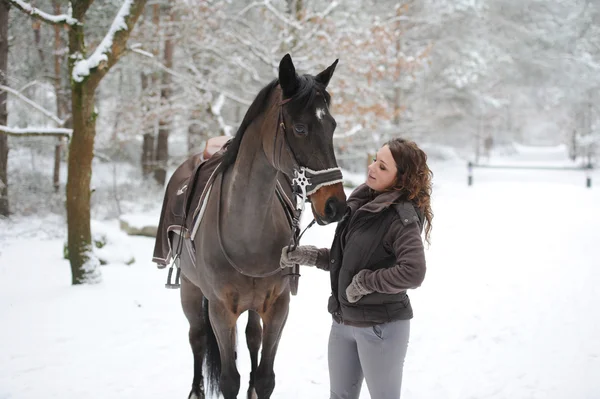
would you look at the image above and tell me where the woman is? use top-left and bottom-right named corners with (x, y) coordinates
top-left (280, 138), bottom-right (433, 399)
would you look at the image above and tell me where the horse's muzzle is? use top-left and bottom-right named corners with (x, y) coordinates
top-left (309, 183), bottom-right (347, 225)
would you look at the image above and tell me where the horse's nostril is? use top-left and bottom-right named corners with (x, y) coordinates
top-left (325, 198), bottom-right (338, 220)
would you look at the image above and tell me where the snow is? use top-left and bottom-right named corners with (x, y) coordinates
top-left (334, 123), bottom-right (363, 139)
top-left (211, 93), bottom-right (226, 116)
top-left (210, 93), bottom-right (233, 136)
top-left (72, 0), bottom-right (134, 83)
top-left (79, 245), bottom-right (102, 284)
top-left (92, 220), bottom-right (136, 267)
top-left (1, 144), bottom-right (599, 398)
top-left (0, 126), bottom-right (72, 137)
top-left (11, 0), bottom-right (78, 25)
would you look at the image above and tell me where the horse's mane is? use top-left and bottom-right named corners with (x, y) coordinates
top-left (219, 74), bottom-right (329, 169)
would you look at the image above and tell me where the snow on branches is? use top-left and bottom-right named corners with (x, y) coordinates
top-left (72, 0), bottom-right (136, 82)
top-left (7, 0), bottom-right (79, 26)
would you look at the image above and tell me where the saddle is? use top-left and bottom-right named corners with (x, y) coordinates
top-left (152, 136), bottom-right (231, 268)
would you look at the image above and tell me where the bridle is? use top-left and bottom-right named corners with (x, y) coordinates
top-left (215, 94), bottom-right (344, 280)
top-left (273, 96), bottom-right (343, 252)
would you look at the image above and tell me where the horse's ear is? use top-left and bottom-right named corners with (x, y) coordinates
top-left (315, 59), bottom-right (339, 88)
top-left (279, 53), bottom-right (299, 98)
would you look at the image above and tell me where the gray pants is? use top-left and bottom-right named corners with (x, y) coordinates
top-left (328, 319), bottom-right (410, 399)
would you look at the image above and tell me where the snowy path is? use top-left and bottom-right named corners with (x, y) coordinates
top-left (1, 152), bottom-right (600, 398)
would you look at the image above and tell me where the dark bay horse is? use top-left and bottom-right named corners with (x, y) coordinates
top-left (177, 54), bottom-right (347, 399)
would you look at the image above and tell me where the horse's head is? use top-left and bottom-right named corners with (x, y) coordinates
top-left (270, 54), bottom-right (347, 225)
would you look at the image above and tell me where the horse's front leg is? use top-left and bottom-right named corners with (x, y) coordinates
top-left (255, 291), bottom-right (290, 399)
top-left (208, 298), bottom-right (241, 399)
top-left (246, 310), bottom-right (262, 399)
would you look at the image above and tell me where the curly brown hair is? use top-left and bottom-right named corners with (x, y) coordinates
top-left (385, 138), bottom-right (433, 245)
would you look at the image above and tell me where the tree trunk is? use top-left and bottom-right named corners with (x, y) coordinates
top-left (52, 0), bottom-right (69, 192)
top-left (142, 131), bottom-right (155, 174)
top-left (141, 4), bottom-right (161, 177)
top-left (140, 70), bottom-right (155, 176)
top-left (0, 1), bottom-right (9, 217)
top-left (154, 122), bottom-right (169, 185)
top-left (31, 20), bottom-right (49, 76)
top-left (153, 1), bottom-right (174, 186)
top-left (66, 80), bottom-right (100, 284)
top-left (65, 1), bottom-right (97, 284)
top-left (393, 5), bottom-right (403, 126)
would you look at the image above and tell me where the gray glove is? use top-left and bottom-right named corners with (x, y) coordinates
top-left (280, 245), bottom-right (320, 268)
top-left (346, 269), bottom-right (374, 303)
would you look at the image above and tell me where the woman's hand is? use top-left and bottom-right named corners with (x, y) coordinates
top-left (280, 245), bottom-right (320, 268)
top-left (346, 270), bottom-right (374, 303)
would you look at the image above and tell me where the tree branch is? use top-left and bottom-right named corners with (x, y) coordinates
top-left (237, 0), bottom-right (303, 30)
top-left (72, 0), bottom-right (148, 85)
top-left (0, 125), bottom-right (72, 138)
top-left (6, 0), bottom-right (78, 26)
top-left (0, 84), bottom-right (65, 125)
top-left (131, 48), bottom-right (252, 106)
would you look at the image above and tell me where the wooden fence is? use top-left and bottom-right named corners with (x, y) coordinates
top-left (467, 162), bottom-right (594, 188)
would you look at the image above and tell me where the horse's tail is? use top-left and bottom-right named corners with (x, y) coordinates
top-left (203, 297), bottom-right (221, 396)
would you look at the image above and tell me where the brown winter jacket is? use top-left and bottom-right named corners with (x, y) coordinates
top-left (314, 184), bottom-right (426, 326)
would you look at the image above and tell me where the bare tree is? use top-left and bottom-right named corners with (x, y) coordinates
top-left (51, 0), bottom-right (71, 193)
top-left (153, 0), bottom-right (174, 186)
top-left (8, 0), bottom-right (147, 284)
top-left (0, 1), bottom-right (8, 217)
top-left (139, 3), bottom-right (159, 177)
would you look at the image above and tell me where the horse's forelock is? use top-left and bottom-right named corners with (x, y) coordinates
top-left (290, 74), bottom-right (329, 108)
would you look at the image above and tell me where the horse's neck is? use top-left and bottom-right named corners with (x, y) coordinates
top-left (213, 105), bottom-right (291, 270)
top-left (223, 116), bottom-right (281, 232)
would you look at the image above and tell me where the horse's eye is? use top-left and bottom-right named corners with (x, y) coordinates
top-left (293, 123), bottom-right (307, 135)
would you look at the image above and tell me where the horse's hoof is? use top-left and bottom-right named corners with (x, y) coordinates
top-left (247, 387), bottom-right (258, 399)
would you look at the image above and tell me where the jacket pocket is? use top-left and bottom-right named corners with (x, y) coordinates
top-left (358, 291), bottom-right (408, 306)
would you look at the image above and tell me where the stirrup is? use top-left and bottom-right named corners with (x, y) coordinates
top-left (165, 256), bottom-right (181, 289)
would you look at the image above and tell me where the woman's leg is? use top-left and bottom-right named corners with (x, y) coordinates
top-left (328, 321), bottom-right (364, 399)
top-left (355, 319), bottom-right (410, 399)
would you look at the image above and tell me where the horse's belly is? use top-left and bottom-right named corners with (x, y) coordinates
top-left (187, 242), bottom-right (290, 311)
top-left (170, 234), bottom-right (202, 287)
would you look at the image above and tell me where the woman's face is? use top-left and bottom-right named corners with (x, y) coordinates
top-left (366, 145), bottom-right (398, 192)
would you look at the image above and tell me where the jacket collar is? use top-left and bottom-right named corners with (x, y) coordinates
top-left (347, 184), bottom-right (406, 214)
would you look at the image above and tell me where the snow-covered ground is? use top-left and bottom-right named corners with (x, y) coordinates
top-left (1, 144), bottom-right (599, 399)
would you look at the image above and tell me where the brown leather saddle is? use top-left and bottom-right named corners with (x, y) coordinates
top-left (152, 136), bottom-right (231, 268)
